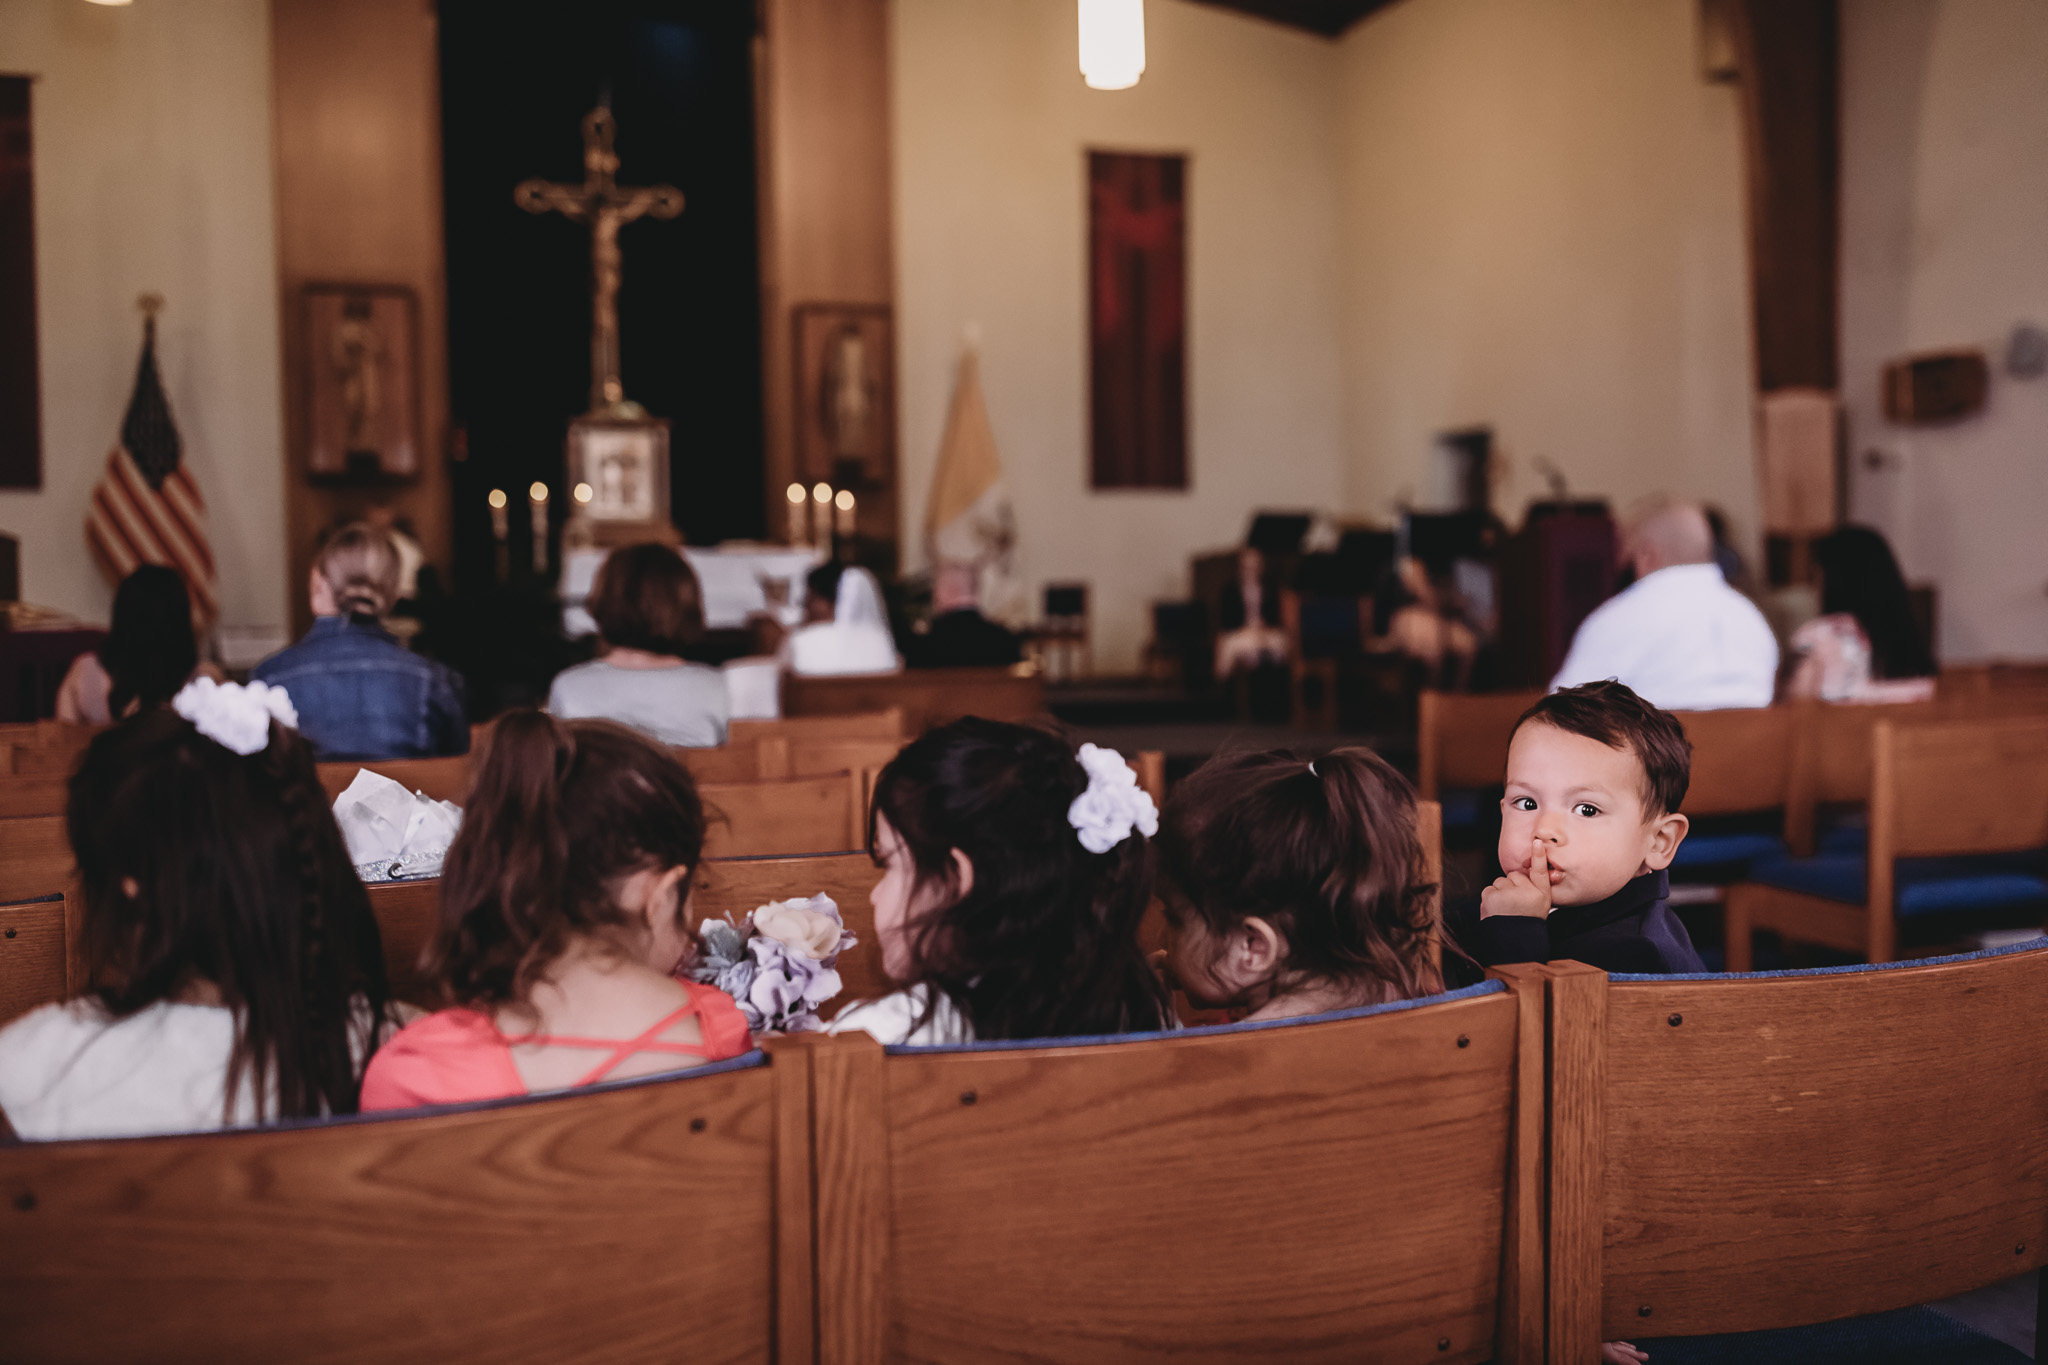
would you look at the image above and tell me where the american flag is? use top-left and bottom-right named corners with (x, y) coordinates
top-left (84, 316), bottom-right (217, 623)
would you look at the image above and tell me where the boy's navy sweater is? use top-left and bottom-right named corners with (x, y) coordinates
top-left (1473, 869), bottom-right (1705, 974)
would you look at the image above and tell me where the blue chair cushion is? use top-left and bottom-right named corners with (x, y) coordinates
top-left (1636, 1304), bottom-right (2029, 1364)
top-left (1748, 847), bottom-right (2048, 920)
top-left (1672, 831), bottom-right (1789, 870)
top-left (1439, 788), bottom-right (1487, 831)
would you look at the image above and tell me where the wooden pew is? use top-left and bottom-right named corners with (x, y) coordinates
top-left (316, 755), bottom-right (472, 805)
top-left (783, 665), bottom-right (1046, 733)
top-left (0, 1048), bottom-right (812, 1364)
top-left (801, 966), bottom-right (1546, 1364)
top-left (365, 878), bottom-right (440, 1006)
top-left (1727, 714), bottom-right (2048, 967)
top-left (696, 851), bottom-right (887, 1007)
top-left (0, 776), bottom-right (68, 820)
top-left (0, 893), bottom-right (66, 1026)
top-left (700, 771), bottom-right (866, 858)
top-left (728, 707), bottom-right (906, 746)
top-left (1416, 688), bottom-right (1542, 802)
top-left (1542, 943), bottom-right (2048, 1360)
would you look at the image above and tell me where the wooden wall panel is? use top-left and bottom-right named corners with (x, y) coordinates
top-left (754, 0), bottom-right (896, 556)
top-left (270, 0), bottom-right (452, 636)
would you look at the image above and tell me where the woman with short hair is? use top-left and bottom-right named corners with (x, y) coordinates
top-left (546, 542), bottom-right (729, 747)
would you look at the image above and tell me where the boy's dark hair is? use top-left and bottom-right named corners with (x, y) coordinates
top-left (869, 717), bottom-right (1172, 1041)
top-left (68, 708), bottom-right (397, 1123)
top-left (429, 711), bottom-right (707, 1008)
top-left (100, 564), bottom-right (199, 718)
top-left (1515, 681), bottom-right (1692, 816)
top-left (1157, 747), bottom-right (1443, 1006)
top-left (588, 543), bottom-right (705, 657)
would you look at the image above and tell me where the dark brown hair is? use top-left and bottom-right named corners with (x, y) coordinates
top-left (315, 521), bottom-right (401, 619)
top-left (1514, 681), bottom-right (1692, 816)
top-left (426, 711), bottom-right (706, 1007)
top-left (100, 564), bottom-right (199, 718)
top-left (1157, 746), bottom-right (1442, 1006)
top-left (588, 543), bottom-right (705, 657)
top-left (870, 718), bottom-right (1172, 1040)
top-left (67, 707), bottom-right (396, 1122)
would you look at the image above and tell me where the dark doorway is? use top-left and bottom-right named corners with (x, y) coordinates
top-left (438, 0), bottom-right (765, 599)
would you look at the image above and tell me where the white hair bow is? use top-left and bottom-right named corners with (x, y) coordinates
top-left (1067, 743), bottom-right (1159, 855)
top-left (172, 677), bottom-right (299, 756)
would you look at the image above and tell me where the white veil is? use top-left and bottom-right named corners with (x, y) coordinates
top-left (787, 565), bottom-right (902, 676)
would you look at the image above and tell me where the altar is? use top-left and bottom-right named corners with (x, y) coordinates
top-left (561, 543), bottom-right (821, 638)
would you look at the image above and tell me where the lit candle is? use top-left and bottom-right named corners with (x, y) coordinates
top-left (786, 482), bottom-right (808, 547)
top-left (488, 488), bottom-right (509, 583)
top-left (574, 481), bottom-right (594, 507)
top-left (811, 482), bottom-right (832, 546)
top-left (529, 481), bottom-right (550, 575)
top-left (834, 487), bottom-right (856, 540)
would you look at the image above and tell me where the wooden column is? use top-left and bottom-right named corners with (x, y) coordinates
top-left (270, 0), bottom-right (452, 637)
top-left (754, 0), bottom-right (897, 561)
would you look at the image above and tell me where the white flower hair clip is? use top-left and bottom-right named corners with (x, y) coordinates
top-left (1067, 742), bottom-right (1159, 855)
top-left (172, 677), bottom-right (299, 757)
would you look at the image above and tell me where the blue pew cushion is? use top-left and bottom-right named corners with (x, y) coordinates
top-left (1672, 830), bottom-right (1788, 870)
top-left (1439, 788), bottom-right (1487, 831)
top-left (1636, 1304), bottom-right (2029, 1365)
top-left (1747, 847), bottom-right (2048, 919)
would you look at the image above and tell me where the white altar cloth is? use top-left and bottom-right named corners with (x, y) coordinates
top-left (561, 544), bottom-right (822, 637)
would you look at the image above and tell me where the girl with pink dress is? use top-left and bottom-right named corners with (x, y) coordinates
top-left (361, 713), bottom-right (749, 1110)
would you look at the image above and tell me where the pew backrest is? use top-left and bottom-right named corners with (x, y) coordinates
top-left (1417, 689), bottom-right (1542, 800)
top-left (1673, 704), bottom-right (1796, 817)
top-left (316, 755), bottom-right (472, 805)
top-left (1544, 943), bottom-right (2048, 1356)
top-left (0, 1052), bottom-right (809, 1364)
top-left (728, 708), bottom-right (906, 746)
top-left (807, 973), bottom-right (1545, 1365)
top-left (0, 893), bottom-right (66, 1026)
top-left (1876, 715), bottom-right (2048, 861)
top-left (0, 776), bottom-right (69, 820)
top-left (364, 878), bottom-right (441, 1006)
top-left (700, 771), bottom-right (865, 858)
top-left (783, 666), bottom-right (1045, 733)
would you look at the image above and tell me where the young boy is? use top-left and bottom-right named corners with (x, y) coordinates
top-left (1474, 679), bottom-right (1705, 974)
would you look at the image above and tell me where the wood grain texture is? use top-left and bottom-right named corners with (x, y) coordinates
top-left (1597, 945), bottom-right (2048, 1337)
top-left (0, 893), bottom-right (64, 1025)
top-left (0, 815), bottom-right (70, 902)
top-left (1675, 705), bottom-right (1795, 817)
top-left (9, 742), bottom-right (83, 779)
top-left (873, 991), bottom-right (1521, 1364)
top-left (684, 743), bottom-right (781, 785)
top-left (1545, 962), bottom-right (1607, 1365)
top-left (730, 710), bottom-right (906, 746)
top-left (701, 771), bottom-right (865, 858)
top-left (697, 852), bottom-right (887, 1007)
top-left (316, 756), bottom-right (472, 805)
top-left (812, 1032), bottom-right (889, 1365)
top-left (762, 1034), bottom-right (820, 1365)
top-left (1417, 690), bottom-right (1541, 800)
top-left (1489, 963), bottom-right (1550, 1365)
top-left (1878, 716), bottom-right (2048, 859)
top-left (0, 1061), bottom-right (780, 1363)
top-left (783, 668), bottom-right (1045, 734)
top-left (0, 775), bottom-right (67, 819)
top-left (364, 878), bottom-right (439, 1004)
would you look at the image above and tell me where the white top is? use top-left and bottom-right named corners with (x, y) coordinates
top-left (784, 568), bottom-right (902, 677)
top-left (547, 658), bottom-right (730, 747)
top-left (825, 985), bottom-right (975, 1046)
top-left (0, 998), bottom-right (375, 1141)
top-left (1550, 563), bottom-right (1779, 711)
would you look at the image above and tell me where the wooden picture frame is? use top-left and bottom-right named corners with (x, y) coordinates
top-left (302, 283), bottom-right (421, 482)
top-left (567, 414), bottom-right (671, 546)
top-left (792, 303), bottom-right (895, 500)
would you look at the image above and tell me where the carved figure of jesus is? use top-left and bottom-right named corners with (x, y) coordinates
top-left (515, 106), bottom-right (683, 415)
top-left (330, 297), bottom-right (385, 455)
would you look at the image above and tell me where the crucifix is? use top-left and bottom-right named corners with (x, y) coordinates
top-left (515, 105), bottom-right (683, 418)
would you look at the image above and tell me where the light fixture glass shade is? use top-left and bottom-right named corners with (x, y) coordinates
top-left (1079, 0), bottom-right (1145, 91)
top-left (83, 0), bottom-right (135, 7)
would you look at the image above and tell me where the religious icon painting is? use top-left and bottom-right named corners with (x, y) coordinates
top-left (566, 415), bottom-right (672, 546)
top-left (302, 284), bottom-right (420, 482)
top-left (792, 302), bottom-right (895, 499)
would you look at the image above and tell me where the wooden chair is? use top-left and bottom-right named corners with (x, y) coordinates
top-left (801, 965), bottom-right (1546, 1364)
top-left (1662, 706), bottom-right (1800, 886)
top-left (783, 665), bottom-right (1045, 733)
top-left (0, 893), bottom-right (67, 1027)
top-left (1415, 688), bottom-right (1542, 802)
top-left (700, 771), bottom-right (866, 858)
top-left (365, 879), bottom-right (441, 1006)
top-left (1542, 945), bottom-right (2048, 1361)
top-left (697, 851), bottom-right (888, 1007)
top-left (1727, 715), bottom-right (2048, 968)
top-left (0, 1046), bottom-right (813, 1364)
top-left (316, 755), bottom-right (473, 805)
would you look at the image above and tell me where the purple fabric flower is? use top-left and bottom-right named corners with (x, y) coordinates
top-left (681, 894), bottom-right (857, 1033)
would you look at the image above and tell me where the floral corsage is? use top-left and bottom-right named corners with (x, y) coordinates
top-left (683, 894), bottom-right (856, 1034)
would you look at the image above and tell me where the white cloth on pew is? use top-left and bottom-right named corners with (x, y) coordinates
top-left (0, 997), bottom-right (380, 1140)
top-left (826, 984), bottom-right (972, 1046)
top-left (1550, 562), bottom-right (1779, 710)
top-left (332, 768), bottom-right (463, 882)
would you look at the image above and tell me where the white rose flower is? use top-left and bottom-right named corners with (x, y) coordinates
top-left (752, 896), bottom-right (845, 961)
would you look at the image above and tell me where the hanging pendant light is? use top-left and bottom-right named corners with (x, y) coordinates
top-left (1079, 0), bottom-right (1146, 91)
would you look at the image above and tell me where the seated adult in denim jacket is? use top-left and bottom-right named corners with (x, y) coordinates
top-left (254, 523), bottom-right (468, 761)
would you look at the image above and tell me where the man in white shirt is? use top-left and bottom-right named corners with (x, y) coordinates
top-left (1550, 502), bottom-right (1778, 710)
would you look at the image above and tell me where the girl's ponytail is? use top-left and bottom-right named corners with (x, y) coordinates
top-left (1310, 750), bottom-right (1442, 1001)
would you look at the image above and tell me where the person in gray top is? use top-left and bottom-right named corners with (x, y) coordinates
top-left (547, 543), bottom-right (729, 748)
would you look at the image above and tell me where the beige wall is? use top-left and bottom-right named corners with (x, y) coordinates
top-left (1334, 0), bottom-right (1757, 544)
top-left (892, 0), bottom-right (1349, 671)
top-left (0, 0), bottom-right (286, 634)
top-left (1842, 0), bottom-right (2048, 662)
